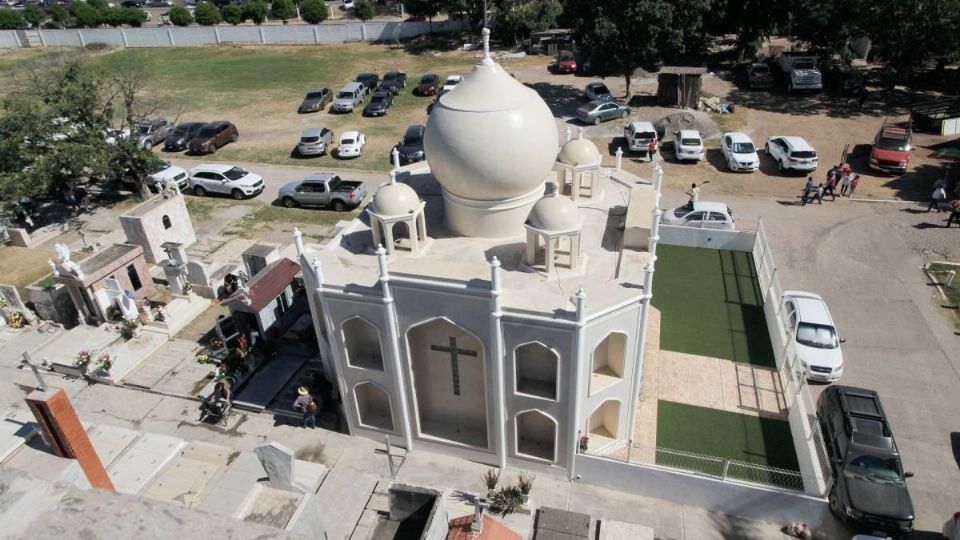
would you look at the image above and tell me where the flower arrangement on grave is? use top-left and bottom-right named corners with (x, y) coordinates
top-left (579, 435), bottom-right (589, 453)
top-left (212, 366), bottom-right (227, 382)
top-left (96, 352), bottom-right (113, 373)
top-left (119, 317), bottom-right (141, 340)
top-left (74, 350), bottom-right (93, 372)
top-left (237, 335), bottom-right (250, 356)
top-left (210, 337), bottom-right (224, 349)
top-left (517, 472), bottom-right (535, 498)
top-left (196, 353), bottom-right (211, 365)
top-left (482, 468), bottom-right (499, 497)
top-left (0, 296), bottom-right (7, 309)
top-left (183, 282), bottom-right (193, 293)
top-left (105, 304), bottom-right (122, 322)
top-left (7, 311), bottom-right (24, 329)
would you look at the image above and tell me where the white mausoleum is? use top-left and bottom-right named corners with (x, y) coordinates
top-left (296, 30), bottom-right (664, 477)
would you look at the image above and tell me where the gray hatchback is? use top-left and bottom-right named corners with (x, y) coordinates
top-left (575, 100), bottom-right (631, 125)
top-left (297, 127), bottom-right (334, 157)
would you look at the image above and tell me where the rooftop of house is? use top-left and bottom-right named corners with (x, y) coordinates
top-left (303, 165), bottom-right (656, 320)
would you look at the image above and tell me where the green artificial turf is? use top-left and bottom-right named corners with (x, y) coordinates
top-left (656, 401), bottom-right (799, 479)
top-left (652, 245), bottom-right (775, 368)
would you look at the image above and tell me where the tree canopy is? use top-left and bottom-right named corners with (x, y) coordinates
top-left (194, 1), bottom-right (222, 25)
top-left (168, 5), bottom-right (193, 26)
top-left (0, 7), bottom-right (24, 29)
top-left (353, 0), bottom-right (374, 21)
top-left (243, 0), bottom-right (267, 24)
top-left (271, 0), bottom-right (296, 22)
top-left (220, 3), bottom-right (244, 24)
top-left (300, 0), bottom-right (328, 24)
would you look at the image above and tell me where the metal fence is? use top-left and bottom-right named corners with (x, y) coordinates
top-left (584, 440), bottom-right (804, 492)
top-left (0, 19), bottom-right (463, 49)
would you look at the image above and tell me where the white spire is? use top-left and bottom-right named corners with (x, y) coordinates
top-left (389, 170), bottom-right (397, 185)
top-left (481, 28), bottom-right (492, 65)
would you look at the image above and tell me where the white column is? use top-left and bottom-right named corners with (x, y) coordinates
top-left (625, 259), bottom-right (655, 450)
top-left (616, 147), bottom-right (623, 171)
top-left (391, 147), bottom-right (401, 170)
top-left (214, 26), bottom-right (221, 44)
top-left (649, 207), bottom-right (662, 255)
top-left (567, 288), bottom-right (587, 479)
top-left (378, 246), bottom-right (414, 450)
top-left (525, 230), bottom-right (537, 266)
top-left (489, 257), bottom-right (507, 469)
top-left (37, 29), bottom-right (45, 46)
top-left (121, 29), bottom-right (128, 47)
top-left (545, 237), bottom-right (556, 273)
top-left (371, 218), bottom-right (382, 248)
top-left (293, 227), bottom-right (304, 258)
top-left (77, 30), bottom-right (85, 47)
top-left (407, 218), bottom-right (419, 253)
top-left (167, 27), bottom-right (174, 46)
top-left (383, 225), bottom-right (395, 255)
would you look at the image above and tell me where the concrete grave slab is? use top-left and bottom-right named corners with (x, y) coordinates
top-left (534, 507), bottom-right (591, 539)
top-left (123, 339), bottom-right (198, 389)
top-left (314, 465), bottom-right (377, 540)
top-left (0, 325), bottom-right (61, 367)
top-left (239, 484), bottom-right (303, 529)
top-left (0, 410), bottom-right (38, 463)
top-left (106, 432), bottom-right (186, 495)
top-left (232, 355), bottom-right (305, 411)
top-left (96, 328), bottom-right (169, 384)
top-left (85, 424), bottom-right (140, 468)
top-left (155, 358), bottom-right (213, 397)
top-left (142, 441), bottom-right (234, 507)
top-left (4, 444), bottom-right (91, 490)
top-left (597, 519), bottom-right (654, 540)
top-left (31, 325), bottom-right (118, 369)
top-left (285, 492), bottom-right (330, 539)
top-left (196, 451), bottom-right (266, 516)
top-left (293, 459), bottom-right (327, 494)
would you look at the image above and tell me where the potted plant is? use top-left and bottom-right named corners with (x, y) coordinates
top-left (96, 352), bottom-right (113, 375)
top-left (74, 350), bottom-right (93, 374)
top-left (482, 468), bottom-right (499, 499)
top-left (579, 435), bottom-right (590, 453)
top-left (490, 485), bottom-right (525, 517)
top-left (119, 317), bottom-right (141, 339)
top-left (517, 472), bottom-right (535, 503)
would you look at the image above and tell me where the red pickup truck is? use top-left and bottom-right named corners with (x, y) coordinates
top-left (555, 50), bottom-right (577, 74)
top-left (869, 125), bottom-right (913, 174)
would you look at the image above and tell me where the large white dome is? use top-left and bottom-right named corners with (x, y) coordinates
top-left (424, 56), bottom-right (559, 201)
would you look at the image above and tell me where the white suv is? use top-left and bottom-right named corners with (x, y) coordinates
top-left (188, 164), bottom-right (264, 200)
top-left (672, 129), bottom-right (705, 161)
top-left (623, 121), bottom-right (658, 156)
top-left (781, 291), bottom-right (844, 382)
top-left (720, 132), bottom-right (760, 172)
top-left (765, 136), bottom-right (818, 173)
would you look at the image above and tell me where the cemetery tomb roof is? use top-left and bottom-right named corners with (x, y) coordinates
top-left (77, 244), bottom-right (140, 275)
top-left (233, 257), bottom-right (300, 312)
top-left (447, 514), bottom-right (521, 540)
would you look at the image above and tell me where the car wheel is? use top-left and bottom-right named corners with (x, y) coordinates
top-left (209, 144), bottom-right (217, 154)
top-left (778, 160), bottom-right (784, 172)
top-left (332, 200), bottom-right (346, 212)
top-left (764, 143), bottom-right (770, 154)
top-left (193, 185), bottom-right (206, 197)
top-left (620, 110), bottom-right (628, 118)
top-left (283, 197), bottom-right (298, 208)
top-left (827, 490), bottom-right (842, 520)
top-left (142, 140), bottom-right (153, 150)
top-left (231, 189), bottom-right (244, 200)
top-left (230, 133), bottom-right (238, 143)
top-left (593, 117), bottom-right (600, 125)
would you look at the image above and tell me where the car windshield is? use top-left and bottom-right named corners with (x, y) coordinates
top-left (846, 454), bottom-right (903, 483)
top-left (592, 85), bottom-right (610, 95)
top-left (877, 137), bottom-right (910, 151)
top-left (752, 65), bottom-right (769, 73)
top-left (337, 91), bottom-right (354, 99)
top-left (446, 78), bottom-right (460, 85)
top-left (197, 128), bottom-right (217, 138)
top-left (223, 167), bottom-right (247, 181)
top-left (795, 61), bottom-right (816, 70)
top-left (796, 322), bottom-right (838, 349)
top-left (172, 127), bottom-right (188, 136)
top-left (342, 138), bottom-right (355, 145)
top-left (673, 207), bottom-right (689, 218)
top-left (403, 135), bottom-right (422, 146)
top-left (300, 136), bottom-right (319, 143)
top-left (681, 138), bottom-right (702, 146)
top-left (732, 142), bottom-right (755, 154)
top-left (421, 75), bottom-right (436, 83)
top-left (137, 125), bottom-right (152, 134)
top-left (633, 131), bottom-right (656, 140)
top-left (305, 92), bottom-right (325, 100)
top-left (559, 54), bottom-right (574, 62)
top-left (372, 95), bottom-right (387, 103)
top-left (149, 161), bottom-right (170, 173)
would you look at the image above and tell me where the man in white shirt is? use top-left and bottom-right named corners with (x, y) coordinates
top-left (685, 183), bottom-right (700, 210)
top-left (928, 185), bottom-right (947, 212)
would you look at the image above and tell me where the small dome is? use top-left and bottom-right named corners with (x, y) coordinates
top-left (373, 181), bottom-right (419, 216)
top-left (558, 137), bottom-right (601, 166)
top-left (528, 194), bottom-right (581, 231)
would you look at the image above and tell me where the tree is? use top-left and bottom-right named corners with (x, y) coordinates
top-left (168, 5), bottom-right (193, 26)
top-left (564, 0), bottom-right (680, 97)
top-left (353, 0), bottom-right (374, 21)
top-left (23, 5), bottom-right (47, 28)
top-left (300, 0), bottom-right (327, 24)
top-left (122, 6), bottom-right (148, 26)
top-left (243, 0), bottom-right (267, 24)
top-left (271, 0), bottom-right (296, 22)
top-left (859, 0), bottom-right (960, 80)
top-left (444, 0), bottom-right (485, 29)
top-left (69, 1), bottom-right (102, 27)
top-left (101, 6), bottom-right (126, 27)
top-left (220, 3), bottom-right (243, 24)
top-left (0, 8), bottom-right (24, 29)
top-left (404, 0), bottom-right (440, 25)
top-left (47, 4), bottom-right (69, 24)
top-left (495, 0), bottom-right (562, 45)
top-left (194, 1), bottom-right (222, 25)
top-left (706, 0), bottom-right (784, 63)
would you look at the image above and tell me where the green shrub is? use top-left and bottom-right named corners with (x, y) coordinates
top-left (70, 2), bottom-right (102, 27)
top-left (270, 0), bottom-right (295, 23)
top-left (122, 6), bottom-right (148, 26)
top-left (0, 7), bottom-right (24, 29)
top-left (194, 2), bottom-right (221, 25)
top-left (243, 0), bottom-right (266, 24)
top-left (220, 3), bottom-right (243, 24)
top-left (353, 0), bottom-right (373, 21)
top-left (168, 5), bottom-right (193, 26)
top-left (23, 5), bottom-right (47, 27)
top-left (47, 4), bottom-right (69, 23)
top-left (300, 0), bottom-right (327, 24)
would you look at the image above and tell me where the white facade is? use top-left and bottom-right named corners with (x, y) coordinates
top-left (296, 33), bottom-right (663, 477)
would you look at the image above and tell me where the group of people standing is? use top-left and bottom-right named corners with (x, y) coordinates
top-left (926, 177), bottom-right (960, 227)
top-left (802, 164), bottom-right (860, 205)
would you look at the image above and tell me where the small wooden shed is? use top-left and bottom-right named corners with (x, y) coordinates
top-left (657, 66), bottom-right (707, 109)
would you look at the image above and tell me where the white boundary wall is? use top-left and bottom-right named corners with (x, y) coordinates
top-left (575, 453), bottom-right (826, 524)
top-left (0, 19), bottom-right (462, 49)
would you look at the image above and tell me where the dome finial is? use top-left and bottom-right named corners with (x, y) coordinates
top-left (578, 127), bottom-right (584, 140)
top-left (389, 170), bottom-right (397, 185)
top-left (482, 27), bottom-right (492, 64)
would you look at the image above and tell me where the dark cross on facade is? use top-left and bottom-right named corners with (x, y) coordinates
top-left (430, 336), bottom-right (477, 396)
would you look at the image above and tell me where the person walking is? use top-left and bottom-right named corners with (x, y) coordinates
top-left (927, 184), bottom-right (947, 212)
top-left (647, 140), bottom-right (657, 162)
top-left (945, 199), bottom-right (960, 227)
top-left (813, 184), bottom-right (825, 205)
top-left (293, 386), bottom-right (318, 428)
top-left (839, 172), bottom-right (854, 197)
top-left (848, 174), bottom-right (861, 197)
top-left (685, 183), bottom-right (700, 211)
top-left (823, 171), bottom-right (839, 201)
top-left (801, 177), bottom-right (814, 206)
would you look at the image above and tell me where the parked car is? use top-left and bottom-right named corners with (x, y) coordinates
top-left (394, 125), bottom-right (425, 165)
top-left (188, 164), bottom-right (263, 200)
top-left (355, 73), bottom-right (379, 94)
top-left (584, 82), bottom-right (614, 102)
top-left (188, 121), bottom-right (239, 155)
top-left (336, 131), bottom-right (366, 159)
top-left (747, 62), bottom-right (774, 89)
top-left (332, 82), bottom-right (366, 113)
top-left (672, 129), bottom-right (705, 161)
top-left (869, 124), bottom-right (913, 174)
top-left (554, 50), bottom-right (577, 74)
top-left (363, 91), bottom-right (394, 116)
top-left (818, 385), bottom-right (914, 535)
top-left (298, 88), bottom-right (332, 113)
top-left (380, 72), bottom-right (407, 95)
top-left (297, 127), bottom-right (334, 157)
top-left (341, 0), bottom-right (354, 8)
top-left (624, 121), bottom-right (658, 156)
top-left (781, 291), bottom-right (844, 382)
top-left (163, 121), bottom-right (206, 151)
top-left (145, 160), bottom-right (189, 192)
top-left (441, 75), bottom-right (463, 94)
top-left (777, 53), bottom-right (823, 93)
top-left (104, 127), bottom-right (130, 145)
top-left (575, 100), bottom-right (630, 125)
top-left (415, 74), bottom-right (439, 96)
top-left (720, 132), bottom-right (760, 172)
top-left (277, 173), bottom-right (367, 211)
top-left (765, 136), bottom-right (818, 173)
top-left (661, 201), bottom-right (735, 230)
top-left (136, 118), bottom-right (173, 150)
top-left (944, 512), bottom-right (960, 539)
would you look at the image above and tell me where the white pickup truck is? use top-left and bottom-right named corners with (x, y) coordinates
top-left (777, 53), bottom-right (823, 93)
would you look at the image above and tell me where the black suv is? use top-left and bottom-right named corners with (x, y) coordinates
top-left (394, 125), bottom-right (425, 165)
top-left (818, 385), bottom-right (914, 535)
